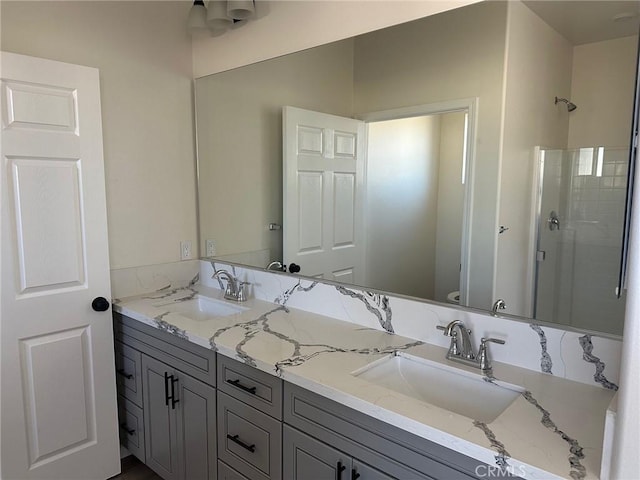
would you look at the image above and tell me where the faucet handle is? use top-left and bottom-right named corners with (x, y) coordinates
top-left (478, 337), bottom-right (505, 374)
top-left (236, 281), bottom-right (250, 302)
top-left (437, 325), bottom-right (461, 356)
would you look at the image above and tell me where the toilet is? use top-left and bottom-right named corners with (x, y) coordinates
top-left (446, 291), bottom-right (460, 305)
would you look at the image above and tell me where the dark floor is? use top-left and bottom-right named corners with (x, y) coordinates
top-left (110, 456), bottom-right (163, 480)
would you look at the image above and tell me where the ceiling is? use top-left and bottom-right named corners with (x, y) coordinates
top-left (522, 0), bottom-right (640, 45)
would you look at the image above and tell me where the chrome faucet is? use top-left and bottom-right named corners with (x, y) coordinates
top-left (437, 320), bottom-right (505, 374)
top-left (492, 299), bottom-right (506, 316)
top-left (266, 261), bottom-right (286, 272)
top-left (212, 269), bottom-right (248, 302)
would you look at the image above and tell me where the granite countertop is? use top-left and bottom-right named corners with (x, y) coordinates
top-left (114, 285), bottom-right (615, 480)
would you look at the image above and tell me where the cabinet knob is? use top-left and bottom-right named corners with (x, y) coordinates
top-left (92, 296), bottom-right (110, 312)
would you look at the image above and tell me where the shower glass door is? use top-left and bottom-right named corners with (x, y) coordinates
top-left (534, 146), bottom-right (628, 335)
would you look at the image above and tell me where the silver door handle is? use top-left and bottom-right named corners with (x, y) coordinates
top-left (547, 211), bottom-right (560, 231)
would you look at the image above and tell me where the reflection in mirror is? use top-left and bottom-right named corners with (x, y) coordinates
top-left (362, 111), bottom-right (467, 303)
top-left (196, 0), bottom-right (639, 337)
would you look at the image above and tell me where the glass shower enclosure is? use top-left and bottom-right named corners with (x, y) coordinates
top-left (534, 146), bottom-right (628, 335)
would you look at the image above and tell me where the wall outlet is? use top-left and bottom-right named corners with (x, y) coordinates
top-left (206, 239), bottom-right (216, 257)
top-left (180, 241), bottom-right (192, 260)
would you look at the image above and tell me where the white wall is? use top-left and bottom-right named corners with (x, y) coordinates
top-left (568, 35), bottom-right (638, 149)
top-left (365, 116), bottom-right (441, 299)
top-left (495, 0), bottom-right (573, 317)
top-left (0, 1), bottom-right (197, 269)
top-left (192, 0), bottom-right (482, 77)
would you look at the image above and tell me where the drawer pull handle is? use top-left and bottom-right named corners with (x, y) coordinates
top-left (227, 434), bottom-right (255, 453)
top-left (116, 368), bottom-right (133, 380)
top-left (164, 372), bottom-right (170, 406)
top-left (120, 423), bottom-right (135, 435)
top-left (170, 376), bottom-right (179, 409)
top-left (351, 469), bottom-right (360, 480)
top-left (337, 461), bottom-right (346, 480)
top-left (227, 378), bottom-right (257, 395)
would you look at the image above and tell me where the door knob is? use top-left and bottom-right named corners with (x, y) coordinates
top-left (288, 263), bottom-right (301, 273)
top-left (91, 296), bottom-right (110, 312)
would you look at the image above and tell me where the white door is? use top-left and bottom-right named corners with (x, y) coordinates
top-left (1, 52), bottom-right (119, 479)
top-left (283, 106), bottom-right (365, 284)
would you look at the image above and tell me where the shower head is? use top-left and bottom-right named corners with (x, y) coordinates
top-left (555, 96), bottom-right (577, 112)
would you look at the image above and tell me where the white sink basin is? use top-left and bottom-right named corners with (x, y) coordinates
top-left (352, 352), bottom-right (523, 422)
top-left (154, 295), bottom-right (248, 321)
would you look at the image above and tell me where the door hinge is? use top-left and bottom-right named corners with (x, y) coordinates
top-left (536, 250), bottom-right (546, 262)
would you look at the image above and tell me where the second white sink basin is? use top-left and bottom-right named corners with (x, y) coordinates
top-left (352, 352), bottom-right (523, 422)
top-left (154, 295), bottom-right (248, 321)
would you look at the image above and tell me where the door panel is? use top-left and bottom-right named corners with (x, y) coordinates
top-left (333, 173), bottom-right (355, 246)
top-left (10, 157), bottom-right (85, 294)
top-left (298, 171), bottom-right (323, 251)
top-left (283, 106), bottom-right (365, 281)
top-left (1, 51), bottom-right (118, 479)
top-left (283, 425), bottom-right (350, 480)
top-left (177, 374), bottom-right (217, 480)
top-left (142, 355), bottom-right (180, 480)
top-left (20, 327), bottom-right (94, 466)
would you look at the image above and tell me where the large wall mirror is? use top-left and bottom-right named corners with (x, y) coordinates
top-left (195, 0), bottom-right (639, 337)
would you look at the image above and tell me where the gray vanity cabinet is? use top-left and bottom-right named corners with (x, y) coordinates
top-left (218, 459), bottom-right (250, 479)
top-left (142, 354), bottom-right (180, 480)
top-left (115, 313), bottom-right (515, 480)
top-left (114, 313), bottom-right (218, 480)
top-left (283, 383), bottom-right (490, 480)
top-left (216, 356), bottom-right (283, 480)
top-left (142, 353), bottom-right (217, 480)
top-left (283, 425), bottom-right (353, 480)
top-left (115, 340), bottom-right (145, 462)
top-left (283, 425), bottom-right (401, 480)
top-left (352, 460), bottom-right (396, 480)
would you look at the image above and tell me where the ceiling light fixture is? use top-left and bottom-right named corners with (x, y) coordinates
top-left (187, 0), bottom-right (208, 35)
top-left (188, 0), bottom-right (257, 37)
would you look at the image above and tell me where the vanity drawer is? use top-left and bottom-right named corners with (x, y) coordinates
top-left (218, 354), bottom-right (283, 419)
top-left (284, 383), bottom-right (487, 479)
top-left (217, 391), bottom-right (282, 480)
top-left (117, 395), bottom-right (145, 463)
top-left (218, 460), bottom-right (250, 480)
top-left (115, 341), bottom-right (143, 407)
top-left (114, 312), bottom-right (216, 387)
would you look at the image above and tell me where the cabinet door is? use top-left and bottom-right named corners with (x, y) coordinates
top-left (352, 459), bottom-right (395, 480)
top-left (176, 373), bottom-right (217, 480)
top-left (284, 425), bottom-right (351, 480)
top-left (142, 354), bottom-right (180, 480)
